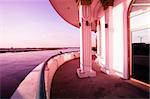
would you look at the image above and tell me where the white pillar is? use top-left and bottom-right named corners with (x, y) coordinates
top-left (123, 9), bottom-right (129, 79)
top-left (104, 6), bottom-right (114, 74)
top-left (77, 4), bottom-right (96, 78)
top-left (95, 20), bottom-right (101, 64)
top-left (100, 15), bottom-right (106, 66)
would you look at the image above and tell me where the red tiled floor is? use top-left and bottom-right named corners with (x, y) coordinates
top-left (51, 58), bottom-right (149, 99)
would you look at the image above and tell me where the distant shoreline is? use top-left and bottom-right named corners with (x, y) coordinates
top-left (0, 48), bottom-right (68, 53)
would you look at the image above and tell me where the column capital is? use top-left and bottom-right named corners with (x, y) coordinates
top-left (76, 0), bottom-right (92, 5)
top-left (79, 4), bottom-right (91, 22)
top-left (100, 0), bottom-right (114, 10)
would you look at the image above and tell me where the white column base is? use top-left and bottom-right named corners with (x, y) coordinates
top-left (101, 66), bottom-right (114, 75)
top-left (77, 68), bottom-right (96, 78)
top-left (101, 67), bottom-right (109, 74)
top-left (95, 54), bottom-right (100, 64)
top-left (95, 58), bottom-right (99, 64)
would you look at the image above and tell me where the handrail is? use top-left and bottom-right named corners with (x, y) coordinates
top-left (36, 50), bottom-right (79, 99)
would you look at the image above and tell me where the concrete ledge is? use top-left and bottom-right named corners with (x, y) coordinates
top-left (11, 62), bottom-right (44, 99)
top-left (11, 51), bottom-right (80, 99)
top-left (45, 52), bottom-right (80, 99)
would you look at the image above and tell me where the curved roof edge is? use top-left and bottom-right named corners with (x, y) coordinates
top-left (49, 0), bottom-right (80, 29)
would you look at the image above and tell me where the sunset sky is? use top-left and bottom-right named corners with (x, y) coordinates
top-left (0, 0), bottom-right (96, 48)
top-left (0, 0), bottom-right (149, 48)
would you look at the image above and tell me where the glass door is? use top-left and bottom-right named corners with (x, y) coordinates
top-left (130, 0), bottom-right (150, 84)
top-left (131, 28), bottom-right (150, 84)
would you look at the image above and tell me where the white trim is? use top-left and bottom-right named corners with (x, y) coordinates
top-left (132, 3), bottom-right (150, 6)
top-left (131, 25), bottom-right (150, 32)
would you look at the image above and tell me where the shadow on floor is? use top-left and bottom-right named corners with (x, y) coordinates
top-left (51, 58), bottom-right (149, 99)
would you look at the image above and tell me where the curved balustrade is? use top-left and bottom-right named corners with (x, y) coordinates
top-left (11, 51), bottom-right (79, 99)
top-left (36, 51), bottom-right (80, 99)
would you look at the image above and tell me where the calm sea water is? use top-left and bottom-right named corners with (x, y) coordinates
top-left (0, 48), bottom-right (79, 98)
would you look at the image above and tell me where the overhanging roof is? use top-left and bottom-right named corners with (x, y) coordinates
top-left (50, 0), bottom-right (150, 31)
top-left (49, 0), bottom-right (102, 31)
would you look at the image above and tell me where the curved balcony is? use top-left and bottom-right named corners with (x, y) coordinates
top-left (11, 51), bottom-right (149, 99)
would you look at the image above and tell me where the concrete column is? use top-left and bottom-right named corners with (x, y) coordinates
top-left (123, 8), bottom-right (129, 79)
top-left (77, 4), bottom-right (96, 78)
top-left (95, 20), bottom-right (101, 64)
top-left (104, 6), bottom-right (113, 74)
top-left (100, 15), bottom-right (106, 66)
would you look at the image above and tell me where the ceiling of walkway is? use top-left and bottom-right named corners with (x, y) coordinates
top-left (131, 0), bottom-right (150, 17)
top-left (49, 0), bottom-right (80, 28)
top-left (49, 0), bottom-right (150, 30)
top-left (49, 0), bottom-right (104, 31)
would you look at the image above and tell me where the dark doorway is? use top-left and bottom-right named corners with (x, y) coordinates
top-left (130, 0), bottom-right (150, 84)
top-left (132, 33), bottom-right (149, 84)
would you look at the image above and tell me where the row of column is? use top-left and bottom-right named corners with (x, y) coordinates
top-left (77, 1), bottom-right (129, 79)
top-left (77, 5), bottom-right (115, 78)
top-left (96, 6), bottom-right (114, 75)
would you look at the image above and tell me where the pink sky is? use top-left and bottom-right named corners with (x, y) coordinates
top-left (0, 0), bottom-right (96, 48)
top-left (0, 0), bottom-right (150, 48)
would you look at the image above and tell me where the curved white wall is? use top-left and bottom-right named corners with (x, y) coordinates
top-left (11, 51), bottom-right (80, 99)
top-left (44, 52), bottom-right (80, 99)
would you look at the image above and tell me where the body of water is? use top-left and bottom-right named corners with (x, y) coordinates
top-left (0, 48), bottom-right (79, 98)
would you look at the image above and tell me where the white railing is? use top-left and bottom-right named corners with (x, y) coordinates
top-left (37, 51), bottom-right (80, 99)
